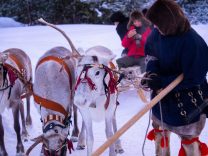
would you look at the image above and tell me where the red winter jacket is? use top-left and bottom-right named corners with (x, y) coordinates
top-left (122, 25), bottom-right (151, 57)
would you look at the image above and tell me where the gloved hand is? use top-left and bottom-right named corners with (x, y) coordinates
top-left (141, 72), bottom-right (161, 91)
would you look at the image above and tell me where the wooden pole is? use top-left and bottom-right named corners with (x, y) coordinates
top-left (92, 74), bottom-right (184, 156)
top-left (37, 18), bottom-right (81, 57)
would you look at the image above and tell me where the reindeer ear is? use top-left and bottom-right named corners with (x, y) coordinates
top-left (97, 57), bottom-right (109, 66)
top-left (0, 53), bottom-right (8, 64)
top-left (109, 54), bottom-right (116, 60)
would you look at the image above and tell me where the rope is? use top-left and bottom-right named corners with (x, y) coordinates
top-left (142, 109), bottom-right (152, 156)
top-left (0, 85), bottom-right (11, 91)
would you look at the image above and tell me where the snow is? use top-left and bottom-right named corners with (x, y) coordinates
top-left (0, 21), bottom-right (208, 156)
top-left (0, 17), bottom-right (24, 28)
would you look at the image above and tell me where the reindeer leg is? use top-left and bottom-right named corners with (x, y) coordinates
top-left (79, 109), bottom-right (93, 156)
top-left (76, 120), bottom-right (86, 150)
top-left (105, 115), bottom-right (116, 156)
top-left (0, 115), bottom-right (8, 156)
top-left (26, 96), bottom-right (32, 126)
top-left (12, 103), bottom-right (24, 155)
top-left (19, 101), bottom-right (29, 142)
top-left (112, 113), bottom-right (124, 154)
top-left (71, 104), bottom-right (79, 142)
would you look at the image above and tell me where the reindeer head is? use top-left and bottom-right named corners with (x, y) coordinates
top-left (28, 119), bottom-right (72, 156)
top-left (74, 46), bottom-right (117, 108)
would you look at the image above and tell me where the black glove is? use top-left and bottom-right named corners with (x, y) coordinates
top-left (141, 72), bottom-right (161, 90)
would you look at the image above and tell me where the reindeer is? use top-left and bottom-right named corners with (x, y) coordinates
top-left (74, 46), bottom-right (124, 156)
top-left (0, 48), bottom-right (32, 156)
top-left (28, 46), bottom-right (75, 156)
top-left (25, 19), bottom-right (80, 156)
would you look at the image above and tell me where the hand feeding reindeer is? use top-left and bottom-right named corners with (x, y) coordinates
top-left (74, 46), bottom-right (124, 156)
top-left (0, 49), bottom-right (32, 156)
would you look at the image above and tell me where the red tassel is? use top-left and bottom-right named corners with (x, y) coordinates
top-left (199, 142), bottom-right (208, 155)
top-left (67, 139), bottom-right (74, 154)
top-left (161, 137), bottom-right (169, 148)
top-left (179, 137), bottom-right (208, 156)
top-left (178, 145), bottom-right (186, 156)
top-left (147, 129), bottom-right (155, 141)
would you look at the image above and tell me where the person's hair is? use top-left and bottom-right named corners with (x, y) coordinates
top-left (110, 11), bottom-right (127, 23)
top-left (127, 10), bottom-right (151, 29)
top-left (142, 8), bottom-right (148, 16)
top-left (146, 0), bottom-right (190, 35)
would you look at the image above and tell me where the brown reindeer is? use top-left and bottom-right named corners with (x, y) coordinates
top-left (0, 48), bottom-right (32, 156)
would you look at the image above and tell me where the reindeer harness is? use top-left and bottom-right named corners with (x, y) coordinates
top-left (34, 55), bottom-right (73, 126)
top-left (75, 63), bottom-right (118, 109)
top-left (32, 55), bottom-right (74, 155)
top-left (2, 53), bottom-right (32, 99)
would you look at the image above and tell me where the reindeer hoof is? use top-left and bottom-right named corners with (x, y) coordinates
top-left (16, 144), bottom-right (24, 154)
top-left (16, 152), bottom-right (25, 156)
top-left (115, 148), bottom-right (124, 154)
top-left (26, 116), bottom-right (32, 126)
top-left (76, 145), bottom-right (85, 150)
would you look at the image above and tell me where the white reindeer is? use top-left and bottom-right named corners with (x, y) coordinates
top-left (28, 46), bottom-right (78, 156)
top-left (74, 46), bottom-right (124, 156)
top-left (25, 18), bottom-right (82, 156)
top-left (0, 48), bottom-right (32, 156)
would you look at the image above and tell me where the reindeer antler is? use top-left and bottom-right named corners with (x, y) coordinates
top-left (25, 135), bottom-right (44, 156)
top-left (37, 18), bottom-right (81, 57)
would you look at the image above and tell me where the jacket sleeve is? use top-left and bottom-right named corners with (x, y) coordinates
top-left (145, 30), bottom-right (160, 73)
top-left (121, 33), bottom-right (134, 48)
top-left (180, 35), bottom-right (208, 86)
top-left (160, 33), bottom-right (208, 89)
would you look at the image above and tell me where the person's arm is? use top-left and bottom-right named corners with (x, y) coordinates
top-left (160, 33), bottom-right (208, 89)
top-left (122, 28), bottom-right (136, 48)
top-left (144, 30), bottom-right (160, 73)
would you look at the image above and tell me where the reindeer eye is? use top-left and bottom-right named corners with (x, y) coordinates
top-left (95, 71), bottom-right (100, 76)
top-left (54, 129), bottom-right (58, 133)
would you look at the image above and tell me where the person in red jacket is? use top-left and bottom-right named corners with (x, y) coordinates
top-left (116, 10), bottom-right (152, 73)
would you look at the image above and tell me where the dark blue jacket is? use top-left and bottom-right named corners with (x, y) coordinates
top-left (116, 18), bottom-right (129, 40)
top-left (145, 28), bottom-right (208, 126)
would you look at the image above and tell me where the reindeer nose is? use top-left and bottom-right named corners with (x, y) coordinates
top-left (50, 150), bottom-right (56, 156)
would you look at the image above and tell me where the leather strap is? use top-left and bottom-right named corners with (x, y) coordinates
top-left (43, 114), bottom-right (64, 125)
top-left (33, 93), bottom-right (68, 117)
top-left (36, 56), bottom-right (72, 91)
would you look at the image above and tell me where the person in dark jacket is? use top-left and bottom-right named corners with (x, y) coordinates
top-left (110, 11), bottom-right (129, 57)
top-left (116, 10), bottom-right (151, 72)
top-left (141, 0), bottom-right (208, 155)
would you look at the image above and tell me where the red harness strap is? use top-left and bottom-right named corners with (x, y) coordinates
top-left (75, 66), bottom-right (96, 91)
top-left (34, 55), bottom-right (73, 117)
top-left (103, 66), bottom-right (117, 109)
top-left (179, 137), bottom-right (208, 156)
top-left (147, 128), bottom-right (169, 148)
top-left (36, 55), bottom-right (72, 92)
top-left (33, 93), bottom-right (68, 117)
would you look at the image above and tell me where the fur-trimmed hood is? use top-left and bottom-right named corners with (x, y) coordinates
top-left (127, 10), bottom-right (151, 29)
top-left (146, 0), bottom-right (190, 35)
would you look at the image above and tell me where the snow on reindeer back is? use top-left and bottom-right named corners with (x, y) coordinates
top-left (85, 45), bottom-right (116, 61)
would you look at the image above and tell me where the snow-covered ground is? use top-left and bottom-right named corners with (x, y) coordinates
top-left (0, 17), bottom-right (24, 28)
top-left (0, 21), bottom-right (208, 156)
